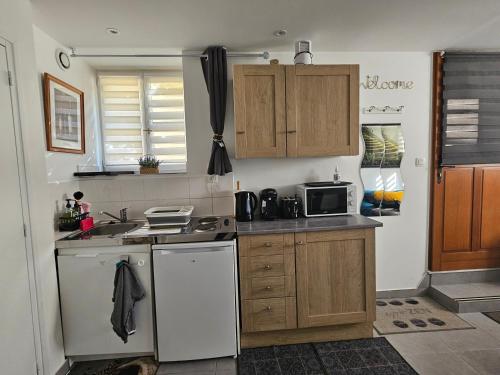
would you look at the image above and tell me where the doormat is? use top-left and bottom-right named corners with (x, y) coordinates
top-left (484, 311), bottom-right (500, 324)
top-left (374, 296), bottom-right (474, 335)
top-left (68, 357), bottom-right (158, 375)
top-left (238, 337), bottom-right (417, 374)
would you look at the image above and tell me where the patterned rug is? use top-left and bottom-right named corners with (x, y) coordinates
top-left (238, 337), bottom-right (416, 374)
top-left (374, 296), bottom-right (474, 334)
top-left (68, 357), bottom-right (158, 375)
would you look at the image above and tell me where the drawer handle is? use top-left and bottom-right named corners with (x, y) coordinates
top-left (264, 242), bottom-right (273, 247)
top-left (287, 130), bottom-right (297, 134)
top-left (266, 306), bottom-right (272, 311)
top-left (296, 240), bottom-right (304, 245)
top-left (236, 131), bottom-right (246, 134)
top-left (264, 264), bottom-right (272, 270)
top-left (265, 285), bottom-right (272, 290)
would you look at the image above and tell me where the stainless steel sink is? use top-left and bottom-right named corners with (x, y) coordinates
top-left (65, 222), bottom-right (142, 240)
top-left (85, 222), bottom-right (140, 236)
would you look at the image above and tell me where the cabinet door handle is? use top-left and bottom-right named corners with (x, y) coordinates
top-left (265, 285), bottom-right (272, 290)
top-left (236, 131), bottom-right (246, 134)
top-left (266, 306), bottom-right (272, 311)
top-left (264, 264), bottom-right (272, 270)
top-left (296, 241), bottom-right (304, 245)
top-left (264, 242), bottom-right (272, 247)
top-left (287, 130), bottom-right (297, 134)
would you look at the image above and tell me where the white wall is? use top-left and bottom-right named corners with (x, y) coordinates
top-left (34, 26), bottom-right (101, 184)
top-left (183, 52), bottom-right (432, 291)
top-left (0, 1), bottom-right (65, 374)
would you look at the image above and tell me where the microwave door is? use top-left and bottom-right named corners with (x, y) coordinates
top-left (308, 188), bottom-right (347, 215)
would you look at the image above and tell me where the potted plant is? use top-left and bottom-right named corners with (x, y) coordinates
top-left (138, 155), bottom-right (161, 174)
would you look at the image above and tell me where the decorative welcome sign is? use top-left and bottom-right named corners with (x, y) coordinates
top-left (361, 75), bottom-right (414, 90)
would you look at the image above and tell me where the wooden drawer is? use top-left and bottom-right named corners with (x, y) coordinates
top-left (241, 275), bottom-right (296, 299)
top-left (239, 234), bottom-right (285, 257)
top-left (242, 297), bottom-right (297, 332)
top-left (248, 255), bottom-right (284, 277)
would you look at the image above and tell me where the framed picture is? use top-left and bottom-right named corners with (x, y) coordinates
top-left (43, 73), bottom-right (85, 154)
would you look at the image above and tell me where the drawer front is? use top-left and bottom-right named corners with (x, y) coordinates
top-left (249, 276), bottom-right (285, 299)
top-left (242, 297), bottom-right (297, 332)
top-left (243, 298), bottom-right (286, 332)
top-left (249, 255), bottom-right (284, 277)
top-left (239, 234), bottom-right (284, 257)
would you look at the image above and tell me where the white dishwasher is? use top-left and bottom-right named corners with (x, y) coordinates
top-left (152, 240), bottom-right (238, 362)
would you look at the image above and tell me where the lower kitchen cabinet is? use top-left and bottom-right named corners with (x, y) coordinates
top-left (238, 229), bottom-right (375, 347)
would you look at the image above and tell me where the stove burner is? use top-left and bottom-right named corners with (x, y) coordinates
top-left (198, 217), bottom-right (219, 225)
top-left (195, 224), bottom-right (217, 232)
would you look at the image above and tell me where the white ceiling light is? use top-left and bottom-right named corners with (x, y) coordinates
top-left (106, 27), bottom-right (120, 35)
top-left (273, 29), bottom-right (287, 37)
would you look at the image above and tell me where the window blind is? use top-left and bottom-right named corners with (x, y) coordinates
top-left (441, 53), bottom-right (500, 165)
top-left (144, 73), bottom-right (187, 170)
top-left (98, 72), bottom-right (187, 172)
top-left (99, 75), bottom-right (144, 167)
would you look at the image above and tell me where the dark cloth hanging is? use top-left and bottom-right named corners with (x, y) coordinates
top-left (200, 46), bottom-right (233, 176)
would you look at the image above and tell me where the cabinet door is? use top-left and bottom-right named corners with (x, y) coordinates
top-left (295, 229), bottom-right (375, 328)
top-left (233, 65), bottom-right (286, 158)
top-left (286, 65), bottom-right (359, 157)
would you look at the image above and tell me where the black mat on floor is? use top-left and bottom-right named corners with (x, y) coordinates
top-left (484, 311), bottom-right (500, 324)
top-left (68, 357), bottom-right (158, 375)
top-left (238, 337), bottom-right (416, 375)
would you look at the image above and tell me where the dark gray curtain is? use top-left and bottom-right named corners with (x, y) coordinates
top-left (200, 46), bottom-right (233, 175)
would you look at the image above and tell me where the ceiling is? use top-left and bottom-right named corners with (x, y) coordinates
top-left (32, 0), bottom-right (500, 52)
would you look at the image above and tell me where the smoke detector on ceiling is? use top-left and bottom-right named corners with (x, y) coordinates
top-left (273, 29), bottom-right (287, 37)
top-left (106, 27), bottom-right (120, 35)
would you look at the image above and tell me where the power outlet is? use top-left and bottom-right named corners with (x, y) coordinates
top-left (415, 157), bottom-right (426, 167)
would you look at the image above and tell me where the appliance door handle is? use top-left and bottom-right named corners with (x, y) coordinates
top-left (250, 192), bottom-right (258, 213)
top-left (158, 247), bottom-right (232, 255)
top-left (153, 240), bottom-right (234, 250)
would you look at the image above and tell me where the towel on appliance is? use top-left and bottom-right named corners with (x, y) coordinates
top-left (111, 260), bottom-right (146, 343)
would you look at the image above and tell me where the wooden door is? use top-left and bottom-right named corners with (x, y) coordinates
top-left (233, 65), bottom-right (286, 158)
top-left (295, 229), bottom-right (375, 328)
top-left (286, 65), bottom-right (359, 157)
top-left (475, 167), bottom-right (500, 251)
top-left (430, 166), bottom-right (500, 270)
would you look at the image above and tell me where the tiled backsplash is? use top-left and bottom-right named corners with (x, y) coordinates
top-left (78, 174), bottom-right (235, 221)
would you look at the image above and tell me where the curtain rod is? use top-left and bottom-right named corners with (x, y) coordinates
top-left (70, 48), bottom-right (270, 60)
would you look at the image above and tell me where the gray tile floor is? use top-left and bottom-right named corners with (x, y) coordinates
top-left (156, 313), bottom-right (500, 375)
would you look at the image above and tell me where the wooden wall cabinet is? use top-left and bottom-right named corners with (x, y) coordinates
top-left (238, 229), bottom-right (375, 347)
top-left (233, 64), bottom-right (359, 159)
top-left (430, 165), bottom-right (500, 270)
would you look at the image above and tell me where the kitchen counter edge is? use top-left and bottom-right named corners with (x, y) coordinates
top-left (236, 214), bottom-right (382, 235)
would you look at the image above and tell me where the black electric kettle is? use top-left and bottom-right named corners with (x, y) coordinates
top-left (235, 191), bottom-right (258, 222)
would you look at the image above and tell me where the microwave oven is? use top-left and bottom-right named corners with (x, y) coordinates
top-left (296, 182), bottom-right (356, 217)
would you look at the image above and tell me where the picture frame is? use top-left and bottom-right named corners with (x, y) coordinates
top-left (43, 73), bottom-right (85, 154)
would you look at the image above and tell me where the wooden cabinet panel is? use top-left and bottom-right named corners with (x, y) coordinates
top-left (442, 167), bottom-right (474, 252)
top-left (233, 65), bottom-right (286, 158)
top-left (295, 229), bottom-right (374, 328)
top-left (286, 65), bottom-right (359, 157)
top-left (479, 167), bottom-right (500, 250)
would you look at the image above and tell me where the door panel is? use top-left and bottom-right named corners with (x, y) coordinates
top-left (286, 65), bottom-right (359, 157)
top-left (479, 167), bottom-right (500, 250)
top-left (233, 65), bottom-right (286, 158)
top-left (0, 42), bottom-right (38, 375)
top-left (295, 230), bottom-right (373, 328)
top-left (442, 167), bottom-right (474, 252)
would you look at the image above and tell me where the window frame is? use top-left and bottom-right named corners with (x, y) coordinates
top-left (97, 70), bottom-right (187, 174)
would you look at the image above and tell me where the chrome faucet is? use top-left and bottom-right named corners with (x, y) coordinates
top-left (99, 208), bottom-right (128, 223)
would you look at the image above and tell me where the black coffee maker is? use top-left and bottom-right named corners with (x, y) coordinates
top-left (259, 188), bottom-right (279, 220)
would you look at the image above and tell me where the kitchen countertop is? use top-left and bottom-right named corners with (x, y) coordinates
top-left (236, 214), bottom-right (382, 235)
